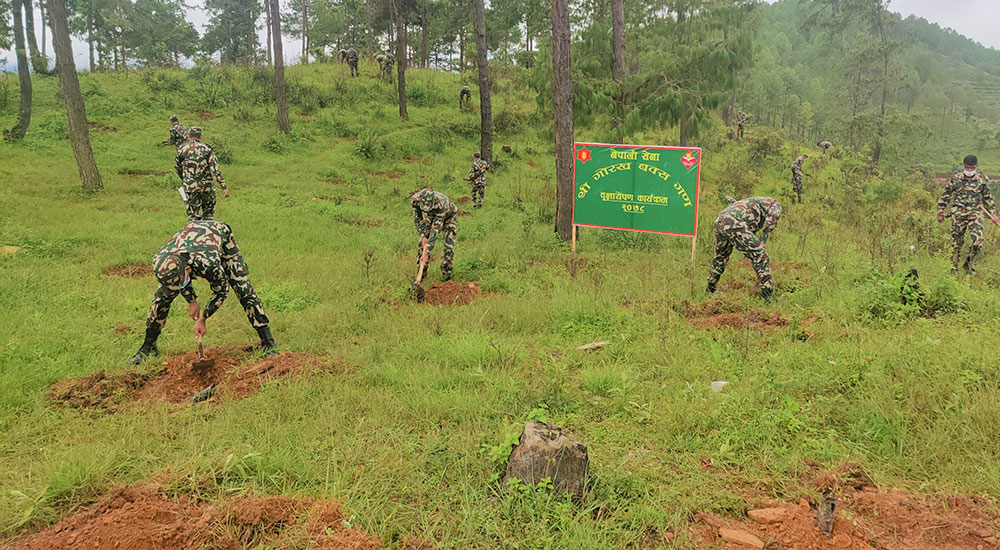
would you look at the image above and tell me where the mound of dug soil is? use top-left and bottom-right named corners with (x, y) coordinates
top-left (9, 484), bottom-right (387, 550)
top-left (682, 300), bottom-right (789, 330)
top-left (694, 464), bottom-right (1000, 550)
top-left (50, 350), bottom-right (341, 409)
top-left (103, 263), bottom-right (154, 278)
top-left (425, 281), bottom-right (481, 306)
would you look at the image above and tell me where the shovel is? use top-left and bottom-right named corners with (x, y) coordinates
top-left (192, 337), bottom-right (215, 371)
top-left (412, 242), bottom-right (430, 303)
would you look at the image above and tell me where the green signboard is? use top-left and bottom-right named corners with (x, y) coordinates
top-left (573, 143), bottom-right (702, 237)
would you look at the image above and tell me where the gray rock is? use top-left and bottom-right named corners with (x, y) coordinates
top-left (503, 421), bottom-right (589, 499)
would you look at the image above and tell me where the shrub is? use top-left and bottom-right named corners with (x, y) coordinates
top-left (355, 129), bottom-right (385, 160)
top-left (209, 137), bottom-right (234, 164)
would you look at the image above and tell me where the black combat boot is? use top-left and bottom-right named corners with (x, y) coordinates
top-left (760, 287), bottom-right (775, 302)
top-left (706, 283), bottom-right (720, 294)
top-left (963, 259), bottom-right (977, 276)
top-left (129, 325), bottom-right (161, 365)
top-left (256, 326), bottom-right (278, 357)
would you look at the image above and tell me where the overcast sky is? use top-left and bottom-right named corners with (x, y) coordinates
top-left (3, 0), bottom-right (999, 70)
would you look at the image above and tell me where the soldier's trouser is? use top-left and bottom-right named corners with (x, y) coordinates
top-left (951, 214), bottom-right (984, 268)
top-left (417, 215), bottom-right (458, 280)
top-left (186, 189), bottom-right (216, 221)
top-left (737, 124), bottom-right (744, 139)
top-left (471, 182), bottom-right (485, 208)
top-left (460, 92), bottom-right (470, 109)
top-left (349, 62), bottom-right (358, 77)
top-left (707, 225), bottom-right (772, 292)
top-left (791, 174), bottom-right (802, 201)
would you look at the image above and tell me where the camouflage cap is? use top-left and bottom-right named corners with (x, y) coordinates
top-left (153, 253), bottom-right (189, 291)
top-left (188, 126), bottom-right (202, 137)
top-left (170, 115), bottom-right (178, 122)
top-left (411, 188), bottom-right (435, 210)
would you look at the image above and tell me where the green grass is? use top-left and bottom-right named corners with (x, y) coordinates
top-left (1, 61), bottom-right (1000, 548)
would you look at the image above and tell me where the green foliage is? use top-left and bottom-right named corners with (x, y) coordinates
top-left (355, 128), bottom-right (385, 160)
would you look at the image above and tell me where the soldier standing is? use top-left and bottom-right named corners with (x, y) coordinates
top-left (338, 49), bottom-right (347, 63)
top-left (129, 220), bottom-right (277, 364)
top-left (383, 53), bottom-right (395, 80)
top-left (176, 127), bottom-right (229, 221)
top-left (464, 152), bottom-right (490, 209)
top-left (817, 140), bottom-right (833, 155)
top-left (375, 53), bottom-right (386, 75)
top-left (346, 47), bottom-right (359, 77)
top-left (790, 154), bottom-right (808, 203)
top-left (706, 196), bottom-right (783, 301)
top-left (412, 188), bottom-right (458, 282)
top-left (937, 154), bottom-right (999, 275)
top-left (164, 116), bottom-right (186, 148)
top-left (736, 108), bottom-right (749, 140)
top-left (459, 86), bottom-right (472, 109)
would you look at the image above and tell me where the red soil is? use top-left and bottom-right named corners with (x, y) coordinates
top-left (103, 263), bottom-right (154, 278)
top-left (682, 300), bottom-right (789, 330)
top-left (424, 281), bottom-right (482, 306)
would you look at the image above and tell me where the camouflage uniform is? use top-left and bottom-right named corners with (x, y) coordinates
top-left (707, 196), bottom-right (782, 297)
top-left (346, 48), bottom-right (359, 77)
top-left (383, 54), bottom-right (395, 80)
top-left (176, 138), bottom-right (227, 220)
top-left (459, 86), bottom-right (472, 109)
top-left (339, 49), bottom-right (347, 63)
top-left (146, 220), bottom-right (269, 332)
top-left (938, 170), bottom-right (996, 271)
top-left (412, 189), bottom-right (458, 281)
top-left (375, 53), bottom-right (386, 74)
top-left (736, 109), bottom-right (748, 139)
top-left (168, 122), bottom-right (187, 148)
top-left (468, 158), bottom-right (489, 208)
top-left (790, 155), bottom-right (806, 203)
top-left (817, 140), bottom-right (833, 152)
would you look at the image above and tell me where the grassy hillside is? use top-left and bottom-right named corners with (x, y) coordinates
top-left (2, 60), bottom-right (1000, 548)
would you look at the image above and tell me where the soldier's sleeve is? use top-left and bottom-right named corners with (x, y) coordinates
top-left (426, 215), bottom-right (445, 247)
top-left (201, 270), bottom-right (229, 319)
top-left (413, 204), bottom-right (425, 233)
top-left (981, 177), bottom-right (997, 218)
top-left (937, 180), bottom-right (955, 215)
top-left (209, 150), bottom-right (226, 189)
top-left (175, 150), bottom-right (183, 179)
top-left (181, 285), bottom-right (198, 304)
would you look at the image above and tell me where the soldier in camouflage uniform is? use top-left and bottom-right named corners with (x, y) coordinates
top-left (346, 47), bottom-right (359, 77)
top-left (129, 220), bottom-right (277, 364)
top-left (165, 116), bottom-right (187, 148)
top-left (412, 188), bottom-right (458, 281)
top-left (339, 49), bottom-right (347, 63)
top-left (937, 154), bottom-right (998, 275)
top-left (459, 86), bottom-right (472, 109)
top-left (817, 140), bottom-right (833, 155)
top-left (463, 152), bottom-right (490, 209)
top-left (375, 53), bottom-right (386, 74)
top-left (706, 196), bottom-right (783, 301)
top-left (736, 108), bottom-right (749, 140)
top-left (176, 127), bottom-right (229, 221)
top-left (790, 154), bottom-right (808, 203)
top-left (384, 53), bottom-right (395, 80)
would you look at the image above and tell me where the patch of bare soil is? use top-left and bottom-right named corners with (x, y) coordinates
top-left (457, 196), bottom-right (472, 204)
top-left (681, 300), bottom-right (789, 330)
top-left (49, 350), bottom-right (342, 409)
top-left (87, 121), bottom-right (117, 132)
top-left (376, 170), bottom-right (404, 180)
top-left (403, 156), bottom-right (423, 163)
top-left (8, 484), bottom-right (387, 550)
top-left (118, 168), bottom-right (168, 177)
top-left (328, 178), bottom-right (349, 185)
top-left (936, 172), bottom-right (952, 187)
top-left (112, 324), bottom-right (131, 336)
top-left (693, 463), bottom-right (1000, 550)
top-left (425, 281), bottom-right (482, 306)
top-left (195, 110), bottom-right (220, 120)
top-left (458, 210), bottom-right (472, 217)
top-left (103, 263), bottom-right (155, 278)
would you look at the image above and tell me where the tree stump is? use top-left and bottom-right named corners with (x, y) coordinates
top-left (503, 421), bottom-right (589, 499)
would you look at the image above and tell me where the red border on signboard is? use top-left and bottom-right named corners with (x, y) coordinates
top-left (571, 142), bottom-right (702, 238)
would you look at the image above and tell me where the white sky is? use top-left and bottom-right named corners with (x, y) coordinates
top-left (3, 0), bottom-right (999, 70)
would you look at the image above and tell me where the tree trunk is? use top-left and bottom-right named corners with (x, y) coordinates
top-left (22, 0), bottom-right (50, 73)
top-left (394, 0), bottom-right (408, 119)
top-left (301, 0), bottom-right (308, 64)
top-left (611, 0), bottom-right (625, 82)
top-left (872, 2), bottom-right (888, 167)
top-left (265, 0), bottom-right (272, 65)
top-left (459, 26), bottom-right (464, 72)
top-left (474, 0), bottom-right (492, 165)
top-left (6, 0), bottom-right (32, 140)
top-left (48, 0), bottom-right (103, 191)
top-left (269, 0), bottom-right (291, 133)
top-left (550, 0), bottom-right (573, 241)
top-left (421, 0), bottom-right (428, 68)
top-left (40, 0), bottom-right (47, 58)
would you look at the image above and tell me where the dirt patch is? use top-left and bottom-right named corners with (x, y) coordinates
top-left (403, 156), bottom-right (423, 163)
top-left (936, 172), bottom-right (952, 187)
top-left (527, 160), bottom-right (540, 168)
top-left (112, 324), bottom-right (131, 336)
top-left (328, 178), bottom-right (349, 185)
top-left (457, 196), bottom-right (472, 204)
top-left (376, 170), bottom-right (404, 179)
top-left (103, 263), bottom-right (154, 278)
top-left (195, 110), bottom-right (220, 120)
top-left (458, 210), bottom-right (472, 217)
top-left (425, 281), bottom-right (482, 306)
top-left (49, 350), bottom-right (343, 410)
top-left (9, 483), bottom-right (386, 550)
top-left (87, 121), bottom-right (117, 133)
top-left (118, 168), bottom-right (167, 177)
top-left (693, 464), bottom-right (1000, 550)
top-left (681, 300), bottom-right (789, 330)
